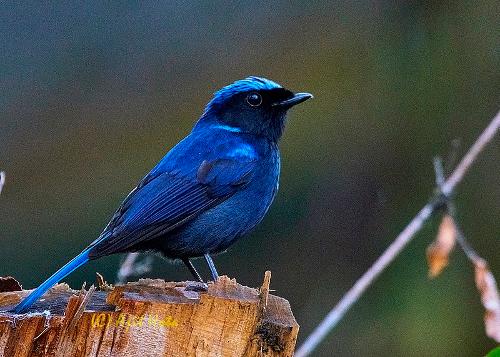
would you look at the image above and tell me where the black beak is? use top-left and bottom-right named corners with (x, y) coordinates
top-left (273, 92), bottom-right (313, 109)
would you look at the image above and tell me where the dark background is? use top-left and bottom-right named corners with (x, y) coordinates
top-left (1, 2), bottom-right (499, 356)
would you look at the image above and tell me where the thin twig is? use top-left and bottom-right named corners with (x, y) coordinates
top-left (116, 253), bottom-right (140, 284)
top-left (115, 252), bottom-right (153, 284)
top-left (434, 154), bottom-right (499, 342)
top-left (441, 113), bottom-right (500, 196)
top-left (447, 205), bottom-right (482, 263)
top-left (454, 221), bottom-right (482, 263)
top-left (0, 171), bottom-right (5, 196)
top-left (444, 138), bottom-right (461, 175)
top-left (434, 156), bottom-right (482, 263)
top-left (433, 157), bottom-right (445, 188)
top-left (295, 110), bottom-right (500, 357)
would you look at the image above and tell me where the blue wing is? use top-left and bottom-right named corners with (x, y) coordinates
top-left (12, 132), bottom-right (259, 314)
top-left (88, 151), bottom-right (257, 258)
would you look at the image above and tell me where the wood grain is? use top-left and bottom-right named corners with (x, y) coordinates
top-left (0, 273), bottom-right (298, 356)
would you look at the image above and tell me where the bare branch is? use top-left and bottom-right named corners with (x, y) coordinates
top-left (449, 210), bottom-right (500, 343)
top-left (295, 110), bottom-right (500, 357)
top-left (444, 138), bottom-right (461, 175)
top-left (116, 253), bottom-right (140, 284)
top-left (433, 157), bottom-right (445, 188)
top-left (441, 113), bottom-right (500, 196)
top-left (434, 151), bottom-right (498, 341)
top-left (0, 171), bottom-right (5, 196)
top-left (115, 252), bottom-right (153, 285)
top-left (434, 155), bottom-right (480, 263)
top-left (447, 205), bottom-right (482, 263)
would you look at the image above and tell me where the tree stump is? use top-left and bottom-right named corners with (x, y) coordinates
top-left (0, 272), bottom-right (298, 356)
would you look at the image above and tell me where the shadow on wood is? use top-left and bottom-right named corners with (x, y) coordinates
top-left (0, 272), bottom-right (298, 356)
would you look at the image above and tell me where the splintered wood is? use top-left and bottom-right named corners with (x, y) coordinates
top-left (0, 273), bottom-right (298, 356)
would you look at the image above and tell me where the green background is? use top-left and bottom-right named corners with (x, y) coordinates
top-left (1, 2), bottom-right (499, 356)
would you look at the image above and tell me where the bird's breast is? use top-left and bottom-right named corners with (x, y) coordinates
top-left (161, 148), bottom-right (280, 257)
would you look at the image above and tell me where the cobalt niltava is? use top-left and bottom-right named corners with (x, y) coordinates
top-left (13, 77), bottom-right (313, 313)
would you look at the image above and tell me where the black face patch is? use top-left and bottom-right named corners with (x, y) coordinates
top-left (256, 88), bottom-right (295, 108)
top-left (199, 85), bottom-right (297, 142)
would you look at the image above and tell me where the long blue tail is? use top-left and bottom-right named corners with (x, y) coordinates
top-left (12, 250), bottom-right (90, 314)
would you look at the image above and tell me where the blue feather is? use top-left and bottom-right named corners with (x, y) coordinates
top-left (87, 135), bottom-right (258, 258)
top-left (204, 76), bottom-right (282, 114)
top-left (13, 250), bottom-right (90, 313)
top-left (12, 76), bottom-right (311, 313)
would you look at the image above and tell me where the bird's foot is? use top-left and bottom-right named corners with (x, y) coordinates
top-left (184, 281), bottom-right (208, 292)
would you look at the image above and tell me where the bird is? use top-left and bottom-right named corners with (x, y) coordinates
top-left (12, 76), bottom-right (312, 314)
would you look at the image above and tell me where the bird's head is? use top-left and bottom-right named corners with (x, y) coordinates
top-left (195, 77), bottom-right (313, 142)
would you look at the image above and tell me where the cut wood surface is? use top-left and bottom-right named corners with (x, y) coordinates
top-left (0, 272), bottom-right (298, 356)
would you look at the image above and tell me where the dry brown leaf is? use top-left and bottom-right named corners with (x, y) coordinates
top-left (426, 214), bottom-right (456, 278)
top-left (474, 258), bottom-right (500, 342)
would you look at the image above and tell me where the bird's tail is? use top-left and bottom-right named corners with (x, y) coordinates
top-left (12, 249), bottom-right (91, 314)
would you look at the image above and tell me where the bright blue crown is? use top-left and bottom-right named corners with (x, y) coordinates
top-left (205, 76), bottom-right (282, 112)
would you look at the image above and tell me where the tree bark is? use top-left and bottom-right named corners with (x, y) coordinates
top-left (0, 272), bottom-right (298, 356)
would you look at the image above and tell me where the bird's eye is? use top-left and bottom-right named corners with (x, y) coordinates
top-left (246, 93), bottom-right (262, 107)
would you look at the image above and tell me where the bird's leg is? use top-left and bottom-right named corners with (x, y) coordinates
top-left (204, 253), bottom-right (219, 281)
top-left (182, 258), bottom-right (204, 283)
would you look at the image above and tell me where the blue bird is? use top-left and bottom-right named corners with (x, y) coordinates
top-left (13, 76), bottom-right (312, 314)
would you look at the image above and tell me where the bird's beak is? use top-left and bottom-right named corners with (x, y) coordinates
top-left (272, 92), bottom-right (314, 109)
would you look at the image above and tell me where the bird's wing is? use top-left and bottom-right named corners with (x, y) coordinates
top-left (88, 156), bottom-right (256, 258)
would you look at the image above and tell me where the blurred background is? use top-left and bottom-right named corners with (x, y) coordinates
top-left (1, 2), bottom-right (499, 356)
